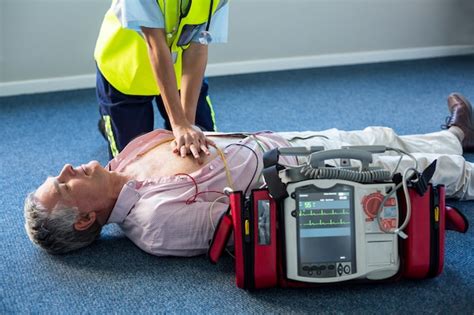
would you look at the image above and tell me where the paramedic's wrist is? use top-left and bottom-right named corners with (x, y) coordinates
top-left (171, 123), bottom-right (212, 159)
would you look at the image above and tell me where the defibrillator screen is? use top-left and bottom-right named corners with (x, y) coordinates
top-left (296, 184), bottom-right (356, 271)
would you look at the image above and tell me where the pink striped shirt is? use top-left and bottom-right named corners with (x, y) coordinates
top-left (106, 129), bottom-right (295, 256)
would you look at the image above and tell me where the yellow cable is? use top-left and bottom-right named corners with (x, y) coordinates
top-left (215, 146), bottom-right (234, 189)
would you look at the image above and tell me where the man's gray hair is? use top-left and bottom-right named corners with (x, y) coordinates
top-left (24, 192), bottom-right (102, 254)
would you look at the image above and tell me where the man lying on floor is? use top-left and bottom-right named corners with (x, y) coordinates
top-left (25, 92), bottom-right (474, 256)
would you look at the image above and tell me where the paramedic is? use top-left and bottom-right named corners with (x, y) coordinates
top-left (25, 93), bottom-right (474, 256)
top-left (95, 0), bottom-right (229, 159)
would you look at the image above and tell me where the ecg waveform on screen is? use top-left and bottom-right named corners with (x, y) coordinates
top-left (298, 209), bottom-right (350, 217)
top-left (297, 192), bottom-right (352, 229)
top-left (301, 219), bottom-right (351, 227)
top-left (299, 208), bottom-right (351, 228)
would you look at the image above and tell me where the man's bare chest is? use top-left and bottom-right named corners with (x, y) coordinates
top-left (122, 142), bottom-right (218, 180)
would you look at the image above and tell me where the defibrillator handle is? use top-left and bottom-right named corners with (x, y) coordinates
top-left (309, 148), bottom-right (374, 170)
top-left (278, 146), bottom-right (325, 156)
top-left (263, 146), bottom-right (324, 169)
top-left (341, 145), bottom-right (387, 153)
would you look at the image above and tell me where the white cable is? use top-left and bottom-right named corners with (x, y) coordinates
top-left (397, 167), bottom-right (417, 237)
top-left (209, 195), bottom-right (235, 259)
top-left (375, 182), bottom-right (401, 235)
top-left (385, 147), bottom-right (419, 176)
top-left (389, 154), bottom-right (403, 178)
top-left (376, 167), bottom-right (417, 239)
top-left (368, 147), bottom-right (418, 239)
top-left (209, 195), bottom-right (229, 231)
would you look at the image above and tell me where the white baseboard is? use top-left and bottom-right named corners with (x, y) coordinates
top-left (1, 45), bottom-right (473, 97)
top-left (0, 74), bottom-right (96, 97)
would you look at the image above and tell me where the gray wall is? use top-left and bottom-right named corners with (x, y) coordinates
top-left (212, 0), bottom-right (474, 64)
top-left (1, 0), bottom-right (109, 82)
top-left (1, 0), bottom-right (474, 83)
top-left (0, 0), bottom-right (6, 82)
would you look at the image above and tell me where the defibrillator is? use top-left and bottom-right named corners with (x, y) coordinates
top-left (208, 146), bottom-right (469, 289)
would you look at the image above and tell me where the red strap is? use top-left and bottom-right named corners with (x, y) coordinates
top-left (208, 209), bottom-right (233, 264)
top-left (445, 205), bottom-right (469, 233)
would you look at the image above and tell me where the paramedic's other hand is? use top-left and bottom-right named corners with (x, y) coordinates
top-left (171, 124), bottom-right (214, 159)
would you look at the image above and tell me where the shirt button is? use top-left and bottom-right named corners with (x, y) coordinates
top-left (209, 165), bottom-right (215, 170)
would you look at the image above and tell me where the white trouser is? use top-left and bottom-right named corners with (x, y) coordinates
top-left (277, 127), bottom-right (473, 200)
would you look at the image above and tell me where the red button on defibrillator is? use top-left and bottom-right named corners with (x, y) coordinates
top-left (361, 192), bottom-right (384, 219)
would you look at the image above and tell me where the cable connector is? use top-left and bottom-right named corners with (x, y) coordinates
top-left (223, 187), bottom-right (234, 196)
top-left (394, 229), bottom-right (408, 239)
top-left (409, 171), bottom-right (429, 196)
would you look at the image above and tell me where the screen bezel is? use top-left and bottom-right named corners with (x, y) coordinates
top-left (295, 183), bottom-right (357, 276)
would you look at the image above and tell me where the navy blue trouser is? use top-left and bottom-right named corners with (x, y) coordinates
top-left (96, 67), bottom-right (217, 159)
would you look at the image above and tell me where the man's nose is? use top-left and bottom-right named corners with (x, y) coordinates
top-left (58, 164), bottom-right (75, 180)
top-left (88, 160), bottom-right (101, 168)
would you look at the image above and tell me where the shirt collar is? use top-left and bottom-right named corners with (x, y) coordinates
top-left (107, 180), bottom-right (141, 224)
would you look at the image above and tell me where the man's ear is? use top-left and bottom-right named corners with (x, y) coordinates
top-left (74, 212), bottom-right (97, 231)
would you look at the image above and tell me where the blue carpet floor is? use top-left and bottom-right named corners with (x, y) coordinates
top-left (1, 56), bottom-right (474, 314)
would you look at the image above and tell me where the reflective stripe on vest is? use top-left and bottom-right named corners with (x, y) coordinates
top-left (94, 0), bottom-right (220, 96)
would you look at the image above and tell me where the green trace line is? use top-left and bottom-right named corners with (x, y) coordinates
top-left (299, 209), bottom-right (350, 217)
top-left (302, 219), bottom-right (351, 226)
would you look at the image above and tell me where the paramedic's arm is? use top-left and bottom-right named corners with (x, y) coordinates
top-left (181, 43), bottom-right (211, 129)
top-left (141, 27), bottom-right (210, 158)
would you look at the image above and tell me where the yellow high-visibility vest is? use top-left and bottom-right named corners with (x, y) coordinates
top-left (94, 0), bottom-right (220, 96)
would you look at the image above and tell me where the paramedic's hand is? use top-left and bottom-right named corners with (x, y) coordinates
top-left (171, 124), bottom-right (214, 160)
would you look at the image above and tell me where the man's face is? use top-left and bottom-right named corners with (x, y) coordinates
top-left (35, 161), bottom-right (110, 214)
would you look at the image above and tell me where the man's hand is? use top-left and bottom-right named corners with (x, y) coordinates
top-left (171, 124), bottom-right (215, 160)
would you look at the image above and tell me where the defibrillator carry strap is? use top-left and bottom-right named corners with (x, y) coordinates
top-left (208, 206), bottom-right (233, 264)
top-left (445, 205), bottom-right (469, 233)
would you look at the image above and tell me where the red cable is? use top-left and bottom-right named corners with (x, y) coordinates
top-left (174, 172), bottom-right (226, 205)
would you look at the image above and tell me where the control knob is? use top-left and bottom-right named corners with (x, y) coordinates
top-left (361, 191), bottom-right (384, 219)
